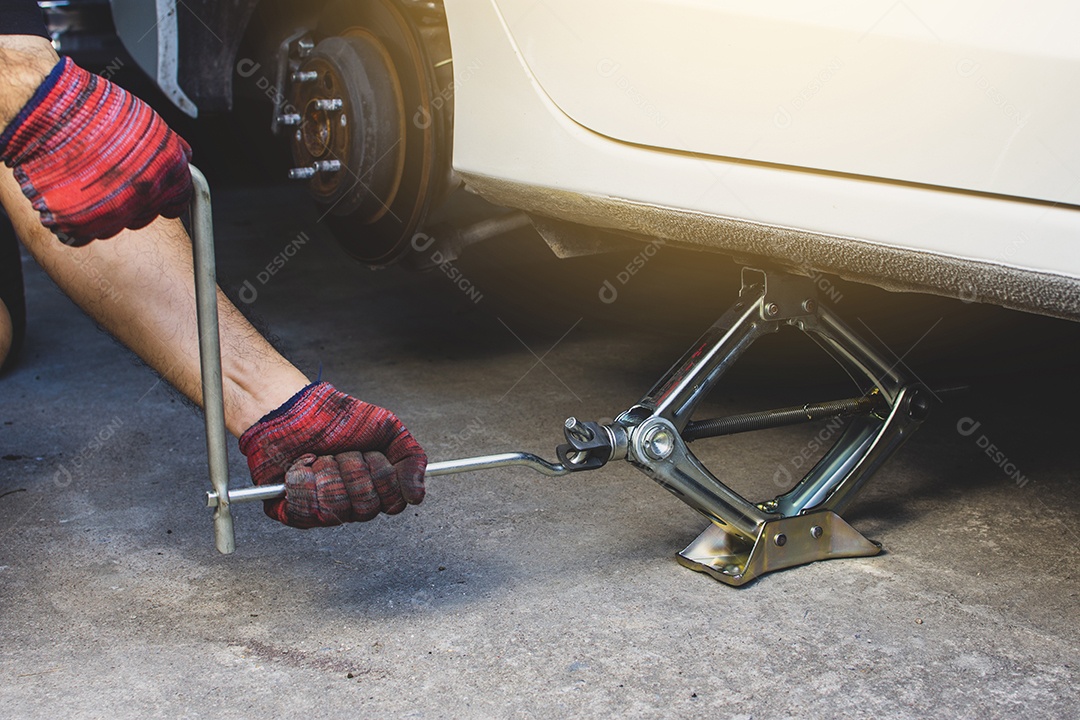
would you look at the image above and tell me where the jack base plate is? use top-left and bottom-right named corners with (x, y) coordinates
top-left (677, 510), bottom-right (882, 586)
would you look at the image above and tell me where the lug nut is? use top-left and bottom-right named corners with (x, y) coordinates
top-left (277, 113), bottom-right (302, 126)
top-left (313, 159), bottom-right (341, 172)
top-left (314, 98), bottom-right (344, 111)
top-left (292, 70), bottom-right (318, 83)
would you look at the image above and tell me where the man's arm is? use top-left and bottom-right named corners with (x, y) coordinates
top-left (2, 168), bottom-right (425, 525)
top-left (0, 167), bottom-right (310, 435)
top-left (0, 31), bottom-right (426, 526)
top-left (0, 35), bottom-right (286, 426)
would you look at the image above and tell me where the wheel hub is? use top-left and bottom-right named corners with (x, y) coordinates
top-left (283, 0), bottom-right (451, 266)
top-left (299, 101), bottom-right (334, 159)
top-left (288, 31), bottom-right (405, 224)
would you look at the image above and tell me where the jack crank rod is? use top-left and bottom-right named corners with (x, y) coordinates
top-left (205, 452), bottom-right (569, 508)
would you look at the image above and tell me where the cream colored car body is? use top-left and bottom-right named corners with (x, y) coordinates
top-left (443, 0), bottom-right (1080, 319)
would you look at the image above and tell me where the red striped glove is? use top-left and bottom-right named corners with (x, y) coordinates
top-left (239, 382), bottom-right (427, 528)
top-left (0, 57), bottom-right (192, 246)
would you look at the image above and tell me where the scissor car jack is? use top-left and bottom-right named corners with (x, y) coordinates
top-left (191, 171), bottom-right (928, 585)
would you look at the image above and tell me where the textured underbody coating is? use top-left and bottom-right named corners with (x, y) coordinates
top-left (463, 174), bottom-right (1080, 322)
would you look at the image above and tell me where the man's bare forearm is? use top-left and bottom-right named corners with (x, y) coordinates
top-left (0, 167), bottom-right (309, 435)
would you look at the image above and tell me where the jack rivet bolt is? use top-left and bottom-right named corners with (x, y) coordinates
top-left (773, 533), bottom-right (787, 547)
top-left (766, 302), bottom-right (780, 317)
top-left (642, 426), bottom-right (675, 461)
top-left (314, 98), bottom-right (344, 111)
top-left (810, 525), bottom-right (823, 539)
top-left (277, 113), bottom-right (302, 126)
top-left (292, 70), bottom-right (318, 83)
top-left (802, 299), bottom-right (817, 313)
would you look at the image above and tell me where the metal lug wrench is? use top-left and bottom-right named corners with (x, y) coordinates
top-left (189, 168), bottom-right (571, 550)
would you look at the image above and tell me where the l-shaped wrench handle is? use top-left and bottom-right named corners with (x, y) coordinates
top-left (205, 452), bottom-right (569, 508)
top-left (189, 166), bottom-right (235, 554)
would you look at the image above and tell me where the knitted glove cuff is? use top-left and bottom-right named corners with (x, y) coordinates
top-left (245, 381), bottom-right (322, 428)
top-left (1, 58), bottom-right (91, 165)
top-left (239, 382), bottom-right (330, 484)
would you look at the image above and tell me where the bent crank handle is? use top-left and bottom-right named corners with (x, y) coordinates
top-left (204, 452), bottom-right (570, 508)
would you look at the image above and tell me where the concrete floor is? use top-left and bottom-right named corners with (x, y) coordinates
top-left (2, 166), bottom-right (1079, 718)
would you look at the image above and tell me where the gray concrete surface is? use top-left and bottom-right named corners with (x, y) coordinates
top-left (2, 175), bottom-right (1078, 719)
